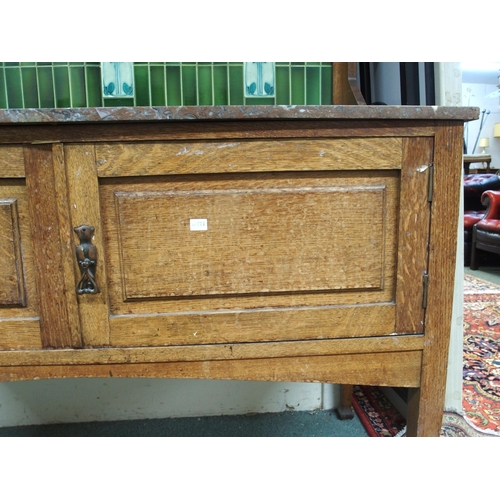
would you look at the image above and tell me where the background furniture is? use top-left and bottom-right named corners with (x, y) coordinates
top-left (463, 173), bottom-right (500, 265)
top-left (0, 104), bottom-right (477, 436)
top-left (463, 154), bottom-right (492, 174)
top-left (470, 189), bottom-right (500, 269)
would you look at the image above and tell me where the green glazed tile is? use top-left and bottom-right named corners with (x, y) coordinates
top-left (134, 65), bottom-right (150, 106)
top-left (181, 65), bottom-right (197, 105)
top-left (291, 66), bottom-right (305, 105)
top-left (0, 70), bottom-right (7, 108)
top-left (229, 65), bottom-right (243, 105)
top-left (5, 67), bottom-right (24, 108)
top-left (321, 65), bottom-right (332, 104)
top-left (21, 67), bottom-right (39, 107)
top-left (197, 65), bottom-right (213, 106)
top-left (20, 62), bottom-right (36, 67)
top-left (275, 66), bottom-right (290, 105)
top-left (70, 66), bottom-right (87, 107)
top-left (306, 67), bottom-right (320, 105)
top-left (244, 97), bottom-right (275, 105)
top-left (54, 66), bottom-right (71, 107)
top-left (103, 98), bottom-right (134, 107)
top-left (213, 65), bottom-right (228, 105)
top-left (37, 67), bottom-right (55, 108)
top-left (150, 65), bottom-right (166, 106)
top-left (166, 65), bottom-right (182, 105)
top-left (85, 66), bottom-right (102, 107)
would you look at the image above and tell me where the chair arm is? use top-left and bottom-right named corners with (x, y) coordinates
top-left (481, 190), bottom-right (500, 220)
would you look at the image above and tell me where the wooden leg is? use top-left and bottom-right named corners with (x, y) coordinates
top-left (336, 384), bottom-right (355, 420)
top-left (470, 227), bottom-right (479, 270)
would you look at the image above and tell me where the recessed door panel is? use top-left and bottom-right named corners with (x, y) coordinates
top-left (114, 184), bottom-right (387, 300)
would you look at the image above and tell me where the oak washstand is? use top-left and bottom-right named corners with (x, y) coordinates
top-left (0, 105), bottom-right (478, 436)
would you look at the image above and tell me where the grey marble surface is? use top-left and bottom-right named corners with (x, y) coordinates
top-left (0, 105), bottom-right (480, 125)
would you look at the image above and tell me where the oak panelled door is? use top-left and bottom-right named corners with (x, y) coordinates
top-left (63, 134), bottom-right (432, 352)
top-left (0, 146), bottom-right (42, 351)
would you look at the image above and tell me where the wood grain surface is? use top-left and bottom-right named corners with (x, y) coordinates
top-left (0, 199), bottom-right (26, 306)
top-left (0, 145), bottom-right (24, 177)
top-left (0, 111), bottom-right (470, 437)
top-left (95, 138), bottom-right (402, 177)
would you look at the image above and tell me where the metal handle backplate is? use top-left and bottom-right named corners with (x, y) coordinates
top-left (74, 225), bottom-right (100, 294)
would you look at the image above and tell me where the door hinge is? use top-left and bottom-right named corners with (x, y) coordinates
top-left (422, 271), bottom-right (429, 308)
top-left (427, 163), bottom-right (434, 203)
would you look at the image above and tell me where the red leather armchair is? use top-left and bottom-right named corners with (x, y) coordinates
top-left (470, 189), bottom-right (500, 269)
top-left (464, 174), bottom-right (500, 266)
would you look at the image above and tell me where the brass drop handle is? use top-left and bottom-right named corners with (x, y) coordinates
top-left (74, 225), bottom-right (100, 294)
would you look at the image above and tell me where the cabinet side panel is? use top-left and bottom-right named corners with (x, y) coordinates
top-left (407, 122), bottom-right (463, 436)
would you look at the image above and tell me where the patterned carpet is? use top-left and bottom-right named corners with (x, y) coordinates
top-left (353, 273), bottom-right (500, 437)
top-left (463, 274), bottom-right (500, 435)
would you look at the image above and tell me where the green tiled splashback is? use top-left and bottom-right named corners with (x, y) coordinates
top-left (0, 62), bottom-right (333, 108)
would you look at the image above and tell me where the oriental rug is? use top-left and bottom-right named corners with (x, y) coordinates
top-left (352, 273), bottom-right (500, 437)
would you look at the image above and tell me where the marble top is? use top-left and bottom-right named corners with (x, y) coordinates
top-left (0, 105), bottom-right (479, 125)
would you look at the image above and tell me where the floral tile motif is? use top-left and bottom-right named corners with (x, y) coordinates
top-left (101, 62), bottom-right (134, 98)
top-left (244, 62), bottom-right (275, 97)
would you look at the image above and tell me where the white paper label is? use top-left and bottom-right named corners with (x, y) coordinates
top-left (190, 219), bottom-right (208, 231)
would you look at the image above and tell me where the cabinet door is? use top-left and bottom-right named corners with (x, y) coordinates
top-left (0, 146), bottom-right (42, 350)
top-left (65, 134), bottom-right (432, 349)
